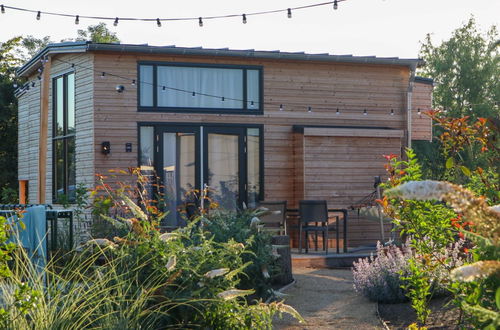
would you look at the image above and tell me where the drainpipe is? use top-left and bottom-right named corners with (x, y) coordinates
top-left (407, 68), bottom-right (416, 149)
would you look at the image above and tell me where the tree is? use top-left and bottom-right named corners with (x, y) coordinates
top-left (414, 18), bottom-right (499, 183)
top-left (76, 22), bottom-right (120, 43)
top-left (418, 16), bottom-right (499, 119)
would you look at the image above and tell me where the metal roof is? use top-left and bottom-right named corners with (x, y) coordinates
top-left (17, 41), bottom-right (423, 77)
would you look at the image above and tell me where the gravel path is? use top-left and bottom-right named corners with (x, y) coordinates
top-left (273, 267), bottom-right (383, 330)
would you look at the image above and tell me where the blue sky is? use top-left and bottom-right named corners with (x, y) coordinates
top-left (0, 0), bottom-right (498, 58)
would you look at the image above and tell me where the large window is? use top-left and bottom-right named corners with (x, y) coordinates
top-left (138, 62), bottom-right (262, 114)
top-left (52, 72), bottom-right (76, 202)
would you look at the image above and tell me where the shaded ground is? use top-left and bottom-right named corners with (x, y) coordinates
top-left (379, 297), bottom-right (462, 329)
top-left (273, 267), bottom-right (383, 329)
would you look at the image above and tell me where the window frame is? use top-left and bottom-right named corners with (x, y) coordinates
top-left (137, 61), bottom-right (264, 115)
top-left (52, 71), bottom-right (76, 203)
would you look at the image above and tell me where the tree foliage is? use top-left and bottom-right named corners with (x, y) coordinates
top-left (419, 16), bottom-right (499, 119)
top-left (76, 22), bottom-right (120, 43)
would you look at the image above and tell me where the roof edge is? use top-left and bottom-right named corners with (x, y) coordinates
top-left (414, 76), bottom-right (434, 86)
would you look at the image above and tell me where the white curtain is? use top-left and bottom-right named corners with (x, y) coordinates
top-left (157, 66), bottom-right (243, 109)
top-left (140, 66), bottom-right (153, 107)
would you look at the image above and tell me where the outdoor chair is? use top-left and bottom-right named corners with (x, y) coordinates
top-left (258, 201), bottom-right (287, 235)
top-left (299, 200), bottom-right (338, 254)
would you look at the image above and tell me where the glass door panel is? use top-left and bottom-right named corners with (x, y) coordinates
top-left (161, 130), bottom-right (198, 227)
top-left (206, 133), bottom-right (240, 210)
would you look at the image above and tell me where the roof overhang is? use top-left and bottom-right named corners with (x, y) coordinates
top-left (17, 42), bottom-right (423, 78)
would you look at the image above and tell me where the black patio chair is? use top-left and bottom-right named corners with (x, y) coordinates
top-left (299, 200), bottom-right (338, 254)
top-left (258, 201), bottom-right (287, 235)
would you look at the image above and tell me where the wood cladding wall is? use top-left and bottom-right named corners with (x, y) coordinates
top-left (411, 82), bottom-right (433, 141)
top-left (19, 51), bottom-right (429, 247)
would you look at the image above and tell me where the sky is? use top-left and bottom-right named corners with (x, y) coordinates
top-left (0, 0), bottom-right (498, 58)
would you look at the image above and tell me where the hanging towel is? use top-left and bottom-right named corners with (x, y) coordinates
top-left (7, 206), bottom-right (47, 272)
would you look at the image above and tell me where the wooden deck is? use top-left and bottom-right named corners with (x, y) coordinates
top-left (291, 246), bottom-right (375, 268)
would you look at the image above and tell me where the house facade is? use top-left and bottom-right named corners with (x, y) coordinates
top-left (16, 42), bottom-right (433, 247)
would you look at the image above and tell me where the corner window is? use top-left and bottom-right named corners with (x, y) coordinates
top-left (52, 72), bottom-right (76, 203)
top-left (138, 63), bottom-right (262, 114)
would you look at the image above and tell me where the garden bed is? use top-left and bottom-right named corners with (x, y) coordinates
top-left (378, 297), bottom-right (462, 329)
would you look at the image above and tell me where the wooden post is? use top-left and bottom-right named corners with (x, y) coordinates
top-left (19, 180), bottom-right (28, 204)
top-left (38, 58), bottom-right (51, 204)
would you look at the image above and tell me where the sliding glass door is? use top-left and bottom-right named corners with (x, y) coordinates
top-left (139, 124), bottom-right (262, 227)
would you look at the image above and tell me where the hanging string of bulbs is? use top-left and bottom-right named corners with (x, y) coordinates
top-left (17, 56), bottom-right (431, 116)
top-left (1, 1), bottom-right (344, 26)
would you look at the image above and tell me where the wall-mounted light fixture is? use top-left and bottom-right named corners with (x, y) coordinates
top-left (101, 141), bottom-right (111, 155)
top-left (116, 85), bottom-right (125, 93)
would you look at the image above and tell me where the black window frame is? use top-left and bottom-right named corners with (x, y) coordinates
top-left (137, 61), bottom-right (264, 115)
top-left (52, 72), bottom-right (76, 203)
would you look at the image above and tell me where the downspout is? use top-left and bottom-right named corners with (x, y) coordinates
top-left (407, 67), bottom-right (416, 148)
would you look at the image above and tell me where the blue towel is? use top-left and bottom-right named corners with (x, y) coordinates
top-left (7, 206), bottom-right (47, 272)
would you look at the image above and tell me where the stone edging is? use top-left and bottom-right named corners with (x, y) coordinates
top-left (376, 302), bottom-right (391, 330)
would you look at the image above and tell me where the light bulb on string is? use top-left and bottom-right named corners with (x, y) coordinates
top-left (279, 104), bottom-right (283, 111)
top-left (131, 79), bottom-right (136, 86)
top-left (157, 18), bottom-right (161, 27)
top-left (308, 106), bottom-right (312, 113)
top-left (336, 108), bottom-right (340, 115)
top-left (242, 14), bottom-right (247, 24)
top-left (36, 11), bottom-right (41, 20)
top-left (250, 100), bottom-right (254, 108)
top-left (192, 91), bottom-right (196, 97)
top-left (221, 96), bottom-right (225, 102)
top-left (101, 72), bottom-right (106, 78)
top-left (1, 5), bottom-right (5, 14)
top-left (199, 17), bottom-right (203, 27)
top-left (75, 15), bottom-right (79, 25)
top-left (417, 108), bottom-right (421, 116)
top-left (287, 8), bottom-right (292, 18)
top-left (363, 109), bottom-right (367, 115)
top-left (390, 109), bottom-right (394, 116)
top-left (114, 17), bottom-right (119, 26)
top-left (333, 0), bottom-right (338, 10)
top-left (162, 86), bottom-right (166, 91)
top-left (31, 81), bottom-right (35, 87)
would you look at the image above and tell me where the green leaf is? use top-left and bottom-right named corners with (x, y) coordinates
top-left (460, 166), bottom-right (471, 177)
top-left (446, 157), bottom-right (454, 169)
top-left (496, 287), bottom-right (500, 311)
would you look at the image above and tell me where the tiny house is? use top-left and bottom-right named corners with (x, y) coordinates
top-left (16, 42), bottom-right (433, 248)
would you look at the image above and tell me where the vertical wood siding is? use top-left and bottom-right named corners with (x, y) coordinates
top-left (411, 82), bottom-right (433, 141)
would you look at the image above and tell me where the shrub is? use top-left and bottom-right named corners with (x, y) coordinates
top-left (353, 241), bottom-right (412, 303)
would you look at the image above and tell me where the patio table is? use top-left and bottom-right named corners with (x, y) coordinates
top-left (286, 208), bottom-right (348, 253)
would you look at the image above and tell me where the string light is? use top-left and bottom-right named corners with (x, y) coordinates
top-left (31, 81), bottom-right (36, 87)
top-left (250, 100), bottom-right (254, 108)
top-left (36, 11), bottom-right (41, 20)
top-left (242, 14), bottom-right (247, 24)
top-left (75, 15), bottom-right (79, 24)
top-left (157, 18), bottom-right (161, 27)
top-left (37, 75), bottom-right (42, 80)
top-left (13, 83), bottom-right (17, 88)
top-left (0, 1), bottom-right (345, 26)
top-left (50, 58), bottom-right (405, 117)
top-left (417, 108), bottom-right (421, 116)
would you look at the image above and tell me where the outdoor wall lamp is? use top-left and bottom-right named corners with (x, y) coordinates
top-left (101, 141), bottom-right (111, 155)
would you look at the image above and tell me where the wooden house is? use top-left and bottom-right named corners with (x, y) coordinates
top-left (16, 41), bottom-right (433, 248)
